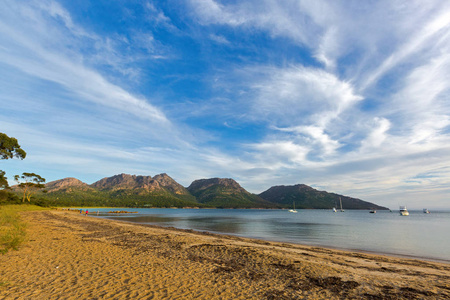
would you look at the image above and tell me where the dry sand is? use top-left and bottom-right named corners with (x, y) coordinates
top-left (1, 210), bottom-right (449, 299)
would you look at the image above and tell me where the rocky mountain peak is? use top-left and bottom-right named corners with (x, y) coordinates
top-left (153, 173), bottom-right (172, 185)
top-left (45, 177), bottom-right (90, 192)
top-left (153, 173), bottom-right (189, 195)
top-left (90, 173), bottom-right (159, 191)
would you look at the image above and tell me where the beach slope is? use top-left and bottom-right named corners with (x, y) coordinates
top-left (1, 210), bottom-right (449, 299)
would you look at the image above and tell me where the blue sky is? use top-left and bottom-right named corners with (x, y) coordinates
top-left (1, 0), bottom-right (450, 209)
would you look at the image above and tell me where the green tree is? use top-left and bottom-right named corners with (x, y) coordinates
top-left (1, 133), bottom-right (27, 189)
top-left (0, 170), bottom-right (8, 189)
top-left (0, 133), bottom-right (26, 160)
top-left (14, 173), bottom-right (46, 202)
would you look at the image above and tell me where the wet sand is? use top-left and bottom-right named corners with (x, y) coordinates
top-left (1, 210), bottom-right (449, 299)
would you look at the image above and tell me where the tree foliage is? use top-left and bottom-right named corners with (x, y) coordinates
top-left (1, 132), bottom-right (27, 190)
top-left (0, 170), bottom-right (8, 190)
top-left (0, 133), bottom-right (26, 160)
top-left (14, 173), bottom-right (46, 202)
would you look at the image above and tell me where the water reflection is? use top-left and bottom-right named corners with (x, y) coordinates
top-left (185, 217), bottom-right (243, 234)
top-left (109, 214), bottom-right (243, 234)
top-left (110, 215), bottom-right (179, 224)
top-left (266, 219), bottom-right (343, 244)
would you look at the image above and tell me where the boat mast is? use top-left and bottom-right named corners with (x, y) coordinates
top-left (340, 197), bottom-right (344, 212)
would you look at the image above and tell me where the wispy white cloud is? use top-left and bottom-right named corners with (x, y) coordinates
top-left (360, 5), bottom-right (450, 90)
top-left (188, 0), bottom-right (322, 47)
top-left (359, 118), bottom-right (391, 151)
top-left (314, 26), bottom-right (339, 70)
top-left (274, 125), bottom-right (341, 157)
top-left (145, 1), bottom-right (176, 29)
top-left (0, 0), bottom-right (168, 123)
top-left (389, 53), bottom-right (450, 144)
top-left (189, 0), bottom-right (450, 90)
top-left (250, 141), bottom-right (310, 167)
top-left (37, 1), bottom-right (93, 39)
top-left (246, 65), bottom-right (363, 127)
top-left (209, 34), bottom-right (230, 45)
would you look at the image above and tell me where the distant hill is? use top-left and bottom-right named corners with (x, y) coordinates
top-left (259, 184), bottom-right (388, 210)
top-left (43, 173), bottom-right (197, 207)
top-left (18, 173), bottom-right (389, 210)
top-left (187, 178), bottom-right (276, 208)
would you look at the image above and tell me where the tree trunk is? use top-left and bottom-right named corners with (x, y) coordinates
top-left (21, 185), bottom-right (29, 202)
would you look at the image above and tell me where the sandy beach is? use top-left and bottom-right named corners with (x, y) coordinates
top-left (1, 210), bottom-right (449, 299)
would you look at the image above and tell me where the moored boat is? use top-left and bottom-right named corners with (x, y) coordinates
top-left (399, 206), bottom-right (409, 216)
top-left (288, 201), bottom-right (298, 213)
top-left (423, 208), bottom-right (430, 214)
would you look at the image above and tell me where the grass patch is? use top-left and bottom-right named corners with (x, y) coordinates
top-left (0, 205), bottom-right (49, 254)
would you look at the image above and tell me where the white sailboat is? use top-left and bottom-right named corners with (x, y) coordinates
top-left (289, 201), bottom-right (298, 213)
top-left (423, 208), bottom-right (430, 214)
top-left (399, 206), bottom-right (409, 216)
top-left (339, 197), bottom-right (344, 212)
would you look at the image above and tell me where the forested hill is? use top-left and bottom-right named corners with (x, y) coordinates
top-left (187, 178), bottom-right (275, 208)
top-left (258, 184), bottom-right (389, 210)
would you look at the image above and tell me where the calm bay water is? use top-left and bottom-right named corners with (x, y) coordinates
top-left (93, 208), bottom-right (450, 262)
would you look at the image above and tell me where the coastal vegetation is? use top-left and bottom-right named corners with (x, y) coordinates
top-left (14, 173), bottom-right (46, 202)
top-left (0, 189), bottom-right (20, 205)
top-left (0, 205), bottom-right (47, 254)
top-left (1, 132), bottom-right (45, 203)
top-left (1, 132), bottom-right (48, 207)
top-left (40, 189), bottom-right (202, 208)
top-left (0, 132), bottom-right (28, 203)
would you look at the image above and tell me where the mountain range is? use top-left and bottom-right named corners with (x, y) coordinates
top-left (38, 173), bottom-right (389, 210)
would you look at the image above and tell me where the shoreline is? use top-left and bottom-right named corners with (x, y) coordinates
top-left (1, 210), bottom-right (449, 299)
top-left (98, 214), bottom-right (450, 265)
top-left (90, 207), bottom-right (450, 264)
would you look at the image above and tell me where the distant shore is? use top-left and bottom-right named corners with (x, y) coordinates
top-left (1, 210), bottom-right (449, 299)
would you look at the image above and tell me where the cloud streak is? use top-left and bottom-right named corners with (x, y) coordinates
top-left (0, 0), bottom-right (168, 123)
